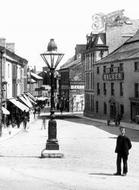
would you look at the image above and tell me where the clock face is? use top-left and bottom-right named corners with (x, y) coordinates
top-left (92, 14), bottom-right (105, 34)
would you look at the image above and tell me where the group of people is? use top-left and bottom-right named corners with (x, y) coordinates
top-left (5, 110), bottom-right (30, 131)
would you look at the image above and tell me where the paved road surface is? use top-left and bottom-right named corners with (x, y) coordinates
top-left (0, 116), bottom-right (139, 190)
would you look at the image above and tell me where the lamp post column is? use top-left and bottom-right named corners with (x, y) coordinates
top-left (46, 67), bottom-right (59, 150)
top-left (50, 68), bottom-right (55, 113)
top-left (40, 39), bottom-right (64, 158)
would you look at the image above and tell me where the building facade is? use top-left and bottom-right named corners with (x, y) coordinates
top-left (59, 44), bottom-right (86, 112)
top-left (0, 38), bottom-right (30, 133)
top-left (94, 29), bottom-right (139, 122)
top-left (84, 10), bottom-right (139, 118)
top-left (84, 33), bottom-right (108, 116)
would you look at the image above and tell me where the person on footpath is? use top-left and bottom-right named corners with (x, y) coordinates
top-left (114, 127), bottom-right (132, 176)
top-left (23, 113), bottom-right (28, 131)
top-left (41, 117), bottom-right (46, 130)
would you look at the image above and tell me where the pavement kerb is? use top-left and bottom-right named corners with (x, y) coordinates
top-left (74, 114), bottom-right (139, 131)
top-left (40, 110), bottom-right (139, 131)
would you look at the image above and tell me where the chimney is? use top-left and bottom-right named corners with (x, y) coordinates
top-left (6, 43), bottom-right (15, 53)
top-left (0, 38), bottom-right (6, 48)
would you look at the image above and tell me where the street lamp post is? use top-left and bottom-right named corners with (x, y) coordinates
top-left (0, 47), bottom-right (4, 137)
top-left (40, 39), bottom-right (64, 158)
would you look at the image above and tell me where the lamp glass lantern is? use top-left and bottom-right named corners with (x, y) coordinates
top-left (40, 39), bottom-right (64, 152)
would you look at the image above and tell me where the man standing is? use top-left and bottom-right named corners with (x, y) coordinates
top-left (114, 127), bottom-right (132, 176)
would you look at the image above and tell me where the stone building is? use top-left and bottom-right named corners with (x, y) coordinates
top-left (94, 29), bottom-right (139, 122)
top-left (59, 44), bottom-right (86, 112)
top-left (84, 10), bottom-right (139, 118)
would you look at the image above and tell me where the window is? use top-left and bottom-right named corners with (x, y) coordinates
top-left (111, 83), bottom-right (114, 96)
top-left (111, 64), bottom-right (114, 73)
top-left (103, 66), bottom-right (106, 73)
top-left (119, 63), bottom-right (123, 72)
top-left (120, 82), bottom-right (123, 96)
top-left (104, 102), bottom-right (107, 114)
top-left (135, 83), bottom-right (139, 98)
top-left (8, 64), bottom-right (10, 78)
top-left (97, 83), bottom-right (100, 95)
top-left (97, 67), bottom-right (99, 74)
top-left (134, 62), bottom-right (139, 71)
top-left (120, 104), bottom-right (124, 117)
top-left (96, 101), bottom-right (99, 113)
top-left (103, 83), bottom-right (106, 95)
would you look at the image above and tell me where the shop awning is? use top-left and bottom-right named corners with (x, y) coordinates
top-left (37, 97), bottom-right (48, 101)
top-left (26, 95), bottom-right (37, 105)
top-left (23, 94), bottom-right (33, 107)
top-left (31, 72), bottom-right (43, 80)
top-left (2, 107), bottom-right (10, 115)
top-left (9, 99), bottom-right (29, 112)
top-left (18, 95), bottom-right (32, 108)
top-left (26, 92), bottom-right (37, 101)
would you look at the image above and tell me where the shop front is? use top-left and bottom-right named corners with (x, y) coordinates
top-left (130, 98), bottom-right (139, 123)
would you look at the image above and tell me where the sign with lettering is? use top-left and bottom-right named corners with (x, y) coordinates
top-left (70, 85), bottom-right (84, 90)
top-left (103, 72), bottom-right (124, 81)
top-left (92, 13), bottom-right (106, 34)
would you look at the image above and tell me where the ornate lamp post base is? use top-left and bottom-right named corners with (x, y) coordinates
top-left (41, 149), bottom-right (64, 158)
top-left (41, 113), bottom-right (64, 158)
top-left (46, 139), bottom-right (59, 150)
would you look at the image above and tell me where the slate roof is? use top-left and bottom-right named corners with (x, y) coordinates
top-left (106, 19), bottom-right (139, 53)
top-left (60, 58), bottom-right (81, 69)
top-left (96, 29), bottom-right (139, 64)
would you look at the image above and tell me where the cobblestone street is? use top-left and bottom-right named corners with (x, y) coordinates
top-left (0, 114), bottom-right (139, 189)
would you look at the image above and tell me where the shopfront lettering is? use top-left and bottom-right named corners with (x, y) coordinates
top-left (103, 72), bottom-right (124, 81)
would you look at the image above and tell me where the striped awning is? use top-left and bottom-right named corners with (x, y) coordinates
top-left (9, 98), bottom-right (29, 112)
top-left (2, 107), bottom-right (10, 115)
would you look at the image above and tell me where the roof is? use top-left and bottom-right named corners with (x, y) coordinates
top-left (60, 58), bottom-right (81, 69)
top-left (60, 56), bottom-right (75, 69)
top-left (97, 29), bottom-right (139, 64)
top-left (106, 19), bottom-right (139, 53)
top-left (125, 29), bottom-right (139, 43)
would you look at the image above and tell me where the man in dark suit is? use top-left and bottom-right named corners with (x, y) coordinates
top-left (114, 127), bottom-right (132, 176)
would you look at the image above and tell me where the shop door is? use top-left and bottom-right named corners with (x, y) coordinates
top-left (110, 103), bottom-right (116, 119)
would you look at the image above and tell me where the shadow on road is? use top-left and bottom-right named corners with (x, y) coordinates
top-left (89, 172), bottom-right (114, 176)
top-left (62, 116), bottom-right (139, 142)
top-left (38, 112), bottom-right (139, 142)
top-left (0, 155), bottom-right (40, 158)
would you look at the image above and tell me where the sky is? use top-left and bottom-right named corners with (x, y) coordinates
top-left (0, 0), bottom-right (139, 71)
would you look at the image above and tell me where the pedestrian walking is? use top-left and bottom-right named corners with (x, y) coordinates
top-left (114, 127), bottom-right (132, 176)
top-left (33, 107), bottom-right (37, 118)
top-left (41, 117), bottom-right (46, 130)
top-left (115, 113), bottom-right (121, 126)
top-left (23, 115), bottom-right (28, 131)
